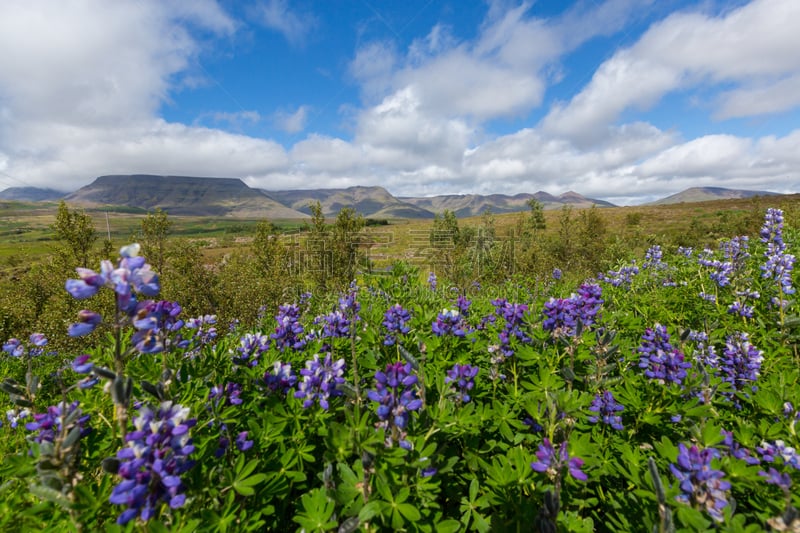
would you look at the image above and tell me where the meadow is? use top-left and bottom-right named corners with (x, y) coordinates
top-left (0, 198), bottom-right (798, 531)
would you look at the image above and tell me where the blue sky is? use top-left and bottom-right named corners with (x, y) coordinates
top-left (1, 0), bottom-right (799, 205)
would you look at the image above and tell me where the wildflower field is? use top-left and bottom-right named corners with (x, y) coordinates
top-left (0, 207), bottom-right (799, 532)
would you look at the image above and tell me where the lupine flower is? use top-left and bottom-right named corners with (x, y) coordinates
top-left (445, 364), bottom-right (479, 403)
top-left (3, 333), bottom-right (48, 358)
top-left (25, 401), bottom-right (90, 444)
top-left (263, 362), bottom-right (297, 395)
top-left (131, 300), bottom-right (184, 354)
top-left (71, 354), bottom-right (99, 389)
top-left (638, 324), bottom-right (691, 386)
top-left (670, 443), bottom-right (730, 522)
top-left (432, 309), bottom-right (468, 337)
top-left (542, 284), bottom-right (603, 339)
top-left (428, 272), bottom-right (437, 290)
top-left (530, 438), bottom-right (587, 481)
top-left (718, 332), bottom-right (763, 402)
top-left (688, 330), bottom-right (718, 368)
top-left (313, 310), bottom-right (351, 340)
top-left (759, 467), bottom-right (792, 490)
top-left (367, 361), bottom-right (422, 449)
top-left (643, 245), bottom-right (666, 270)
top-left (109, 402), bottom-right (196, 525)
top-left (719, 429), bottom-right (759, 465)
top-left (184, 315), bottom-right (218, 350)
top-left (587, 391), bottom-right (624, 430)
top-left (492, 298), bottom-right (531, 356)
top-left (6, 408), bottom-right (30, 429)
top-left (66, 244), bottom-right (160, 338)
top-left (552, 268), bottom-right (562, 280)
top-left (235, 333), bottom-right (270, 367)
top-left (727, 301), bottom-right (754, 318)
top-left (760, 208), bottom-right (796, 299)
top-left (382, 304), bottom-right (412, 346)
top-left (678, 247), bottom-right (694, 258)
top-left (294, 353), bottom-right (345, 409)
top-left (271, 304), bottom-right (307, 352)
top-left (598, 263), bottom-right (639, 287)
top-left (756, 440), bottom-right (800, 470)
top-left (209, 382), bottom-right (243, 407)
top-left (455, 294), bottom-right (471, 316)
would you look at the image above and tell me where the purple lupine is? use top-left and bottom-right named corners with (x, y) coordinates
top-left (432, 309), bottom-right (467, 337)
top-left (587, 391), bottom-right (624, 430)
top-left (271, 303), bottom-right (306, 352)
top-left (455, 294), bottom-right (471, 316)
top-left (643, 245), bottom-right (666, 270)
top-left (719, 429), bottom-right (759, 465)
top-left (313, 310), bottom-right (351, 340)
top-left (209, 382), bottom-right (244, 407)
top-left (760, 208), bottom-right (796, 302)
top-left (367, 361), bottom-right (422, 449)
top-left (530, 438), bottom-right (587, 481)
top-left (720, 236), bottom-right (750, 270)
top-left (756, 440), bottom-right (800, 471)
top-left (552, 268), bottom-right (562, 280)
top-left (598, 262), bottom-right (640, 287)
top-left (71, 354), bottom-right (99, 389)
top-left (542, 284), bottom-right (603, 339)
top-left (294, 353), bottom-right (345, 409)
top-left (427, 272), bottom-right (437, 290)
top-left (637, 324), bottom-right (691, 386)
top-left (182, 314), bottom-right (218, 354)
top-left (382, 304), bottom-right (412, 346)
top-left (3, 333), bottom-right (48, 358)
top-left (759, 467), bottom-right (792, 490)
top-left (6, 408), bottom-right (30, 429)
top-left (235, 332), bottom-right (270, 367)
top-left (669, 443), bottom-right (731, 522)
top-left (25, 401), bottom-right (90, 445)
top-left (131, 300), bottom-right (184, 354)
top-left (109, 402), bottom-right (196, 525)
top-left (445, 364), bottom-right (479, 403)
top-left (492, 298), bottom-right (531, 356)
top-left (726, 301), bottom-right (754, 318)
top-left (688, 330), bottom-right (718, 369)
top-left (677, 246), bottom-right (694, 258)
top-left (65, 243), bottom-right (160, 337)
top-left (718, 332), bottom-right (763, 403)
top-left (263, 361), bottom-right (297, 395)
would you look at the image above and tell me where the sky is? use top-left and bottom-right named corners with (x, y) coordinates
top-left (1, 0), bottom-right (799, 205)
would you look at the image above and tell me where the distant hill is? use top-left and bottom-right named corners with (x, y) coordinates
top-left (267, 186), bottom-right (435, 219)
top-left (401, 191), bottom-right (615, 218)
top-left (650, 186), bottom-right (782, 205)
top-left (0, 187), bottom-right (64, 202)
top-left (64, 175), bottom-right (308, 218)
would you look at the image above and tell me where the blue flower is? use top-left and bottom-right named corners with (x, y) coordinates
top-left (294, 353), bottom-right (345, 409)
top-left (367, 361), bottom-right (422, 449)
top-left (588, 391), bottom-right (624, 430)
top-left (530, 438), bottom-right (587, 481)
top-left (637, 324), bottom-right (691, 386)
top-left (445, 363), bottom-right (479, 403)
top-left (109, 402), bottom-right (196, 525)
top-left (382, 304), bottom-right (412, 346)
top-left (670, 443), bottom-right (730, 523)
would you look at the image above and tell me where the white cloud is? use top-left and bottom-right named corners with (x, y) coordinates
top-left (274, 106), bottom-right (310, 134)
top-left (542, 0), bottom-right (800, 143)
top-left (253, 0), bottom-right (317, 47)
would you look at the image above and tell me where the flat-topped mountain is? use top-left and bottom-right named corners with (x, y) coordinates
top-left (267, 186), bottom-right (434, 219)
top-left (401, 191), bottom-right (615, 218)
top-left (649, 186), bottom-right (781, 205)
top-left (64, 175), bottom-right (308, 218)
top-left (0, 186), bottom-right (64, 202)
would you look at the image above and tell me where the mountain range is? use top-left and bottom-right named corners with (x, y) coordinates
top-left (0, 175), bottom-right (786, 219)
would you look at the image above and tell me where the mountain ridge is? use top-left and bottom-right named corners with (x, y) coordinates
top-left (3, 176), bottom-right (788, 218)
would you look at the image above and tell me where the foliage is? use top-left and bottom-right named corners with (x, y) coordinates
top-left (0, 207), bottom-right (798, 532)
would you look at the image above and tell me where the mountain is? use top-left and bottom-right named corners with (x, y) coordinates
top-left (266, 186), bottom-right (435, 219)
top-left (0, 186), bottom-right (64, 202)
top-left (401, 191), bottom-right (615, 218)
top-left (650, 186), bottom-right (783, 205)
top-left (64, 175), bottom-right (308, 218)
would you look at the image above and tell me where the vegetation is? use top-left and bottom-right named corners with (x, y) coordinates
top-left (0, 198), bottom-right (798, 531)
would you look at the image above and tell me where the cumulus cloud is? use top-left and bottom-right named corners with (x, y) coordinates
top-left (274, 106), bottom-right (310, 134)
top-left (542, 0), bottom-right (800, 143)
top-left (252, 0), bottom-right (317, 47)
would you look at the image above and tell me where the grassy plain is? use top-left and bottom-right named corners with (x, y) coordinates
top-left (1, 195), bottom-right (799, 269)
